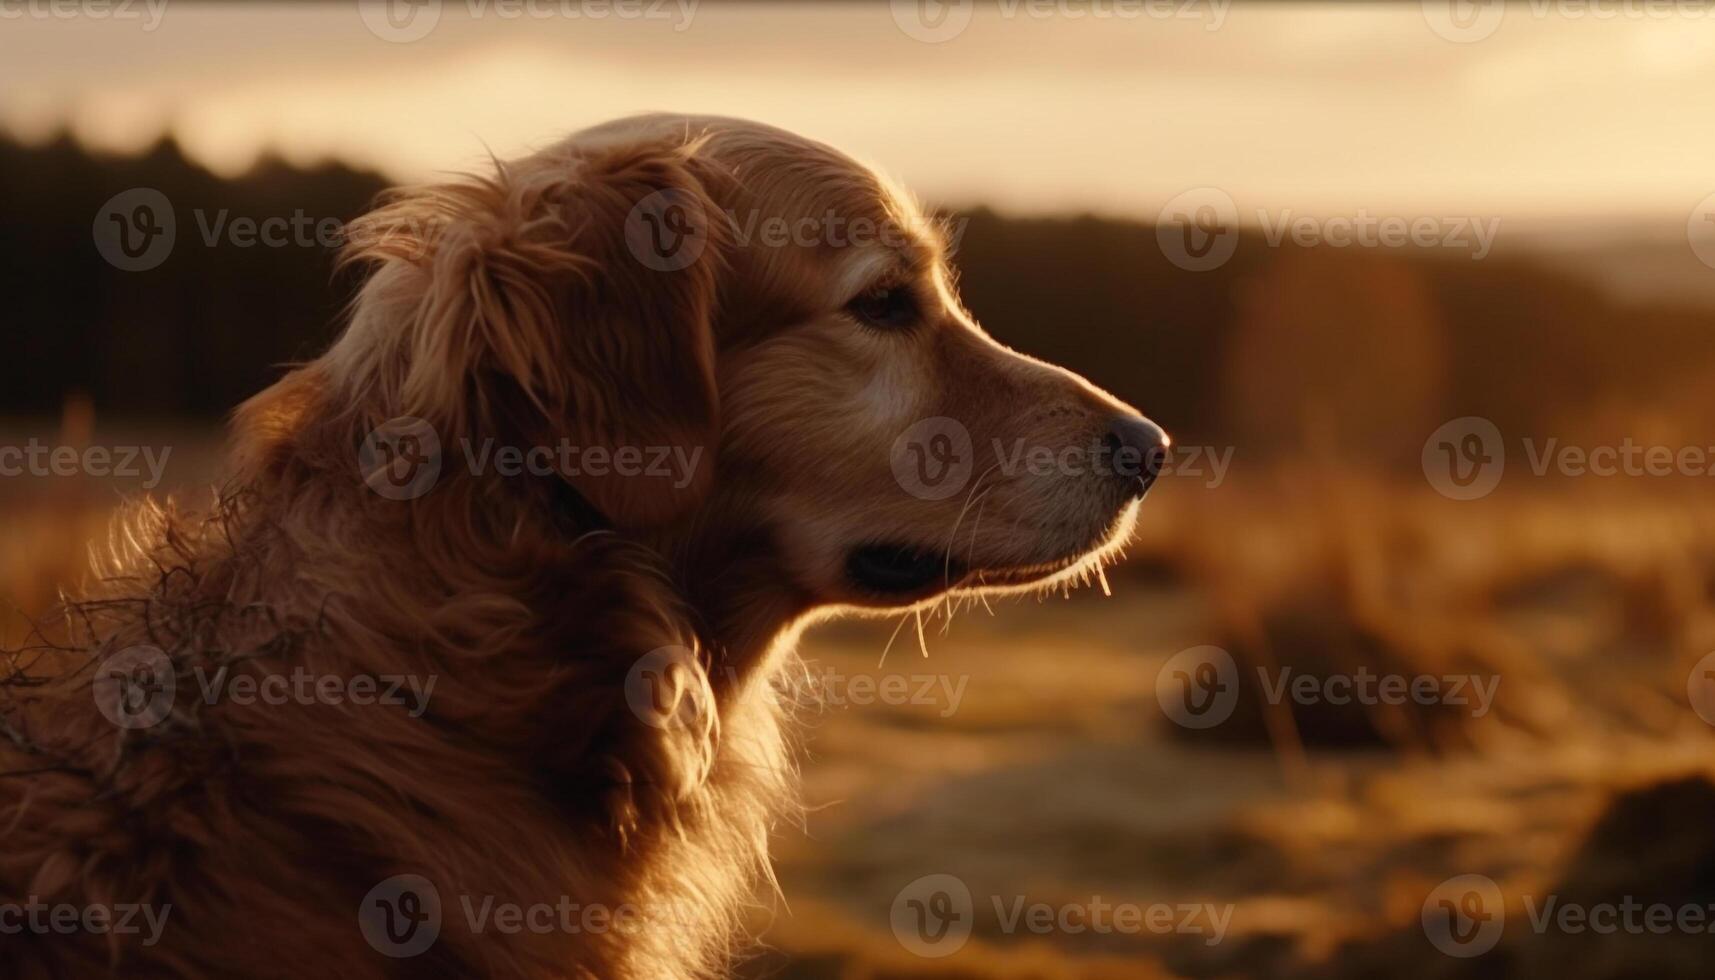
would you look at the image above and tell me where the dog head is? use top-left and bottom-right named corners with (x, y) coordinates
top-left (325, 114), bottom-right (1167, 623)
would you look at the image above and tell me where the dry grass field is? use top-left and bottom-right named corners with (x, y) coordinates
top-left (6, 419), bottom-right (1715, 979)
top-left (743, 469), bottom-right (1715, 979)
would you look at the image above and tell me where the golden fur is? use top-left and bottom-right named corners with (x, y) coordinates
top-left (0, 115), bottom-right (1161, 978)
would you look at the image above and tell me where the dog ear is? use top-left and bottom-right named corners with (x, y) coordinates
top-left (342, 142), bottom-right (725, 527)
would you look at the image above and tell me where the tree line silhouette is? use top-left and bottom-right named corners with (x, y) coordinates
top-left (5, 133), bottom-right (1711, 465)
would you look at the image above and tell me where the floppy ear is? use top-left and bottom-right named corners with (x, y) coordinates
top-left (342, 141), bottom-right (726, 527)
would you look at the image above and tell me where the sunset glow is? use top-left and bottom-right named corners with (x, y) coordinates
top-left (4, 2), bottom-right (1715, 225)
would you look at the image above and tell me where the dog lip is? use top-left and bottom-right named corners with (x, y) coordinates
top-left (844, 542), bottom-right (1082, 598)
top-left (962, 555), bottom-right (1082, 589)
top-left (845, 544), bottom-right (965, 596)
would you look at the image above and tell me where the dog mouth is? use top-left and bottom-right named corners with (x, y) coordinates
top-left (845, 501), bottom-right (1142, 601)
top-left (844, 543), bottom-right (1090, 600)
top-left (845, 544), bottom-right (965, 598)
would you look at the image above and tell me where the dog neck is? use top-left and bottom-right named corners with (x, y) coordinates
top-left (645, 494), bottom-right (813, 684)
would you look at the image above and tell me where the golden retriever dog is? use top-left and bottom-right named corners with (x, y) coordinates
top-left (0, 114), bottom-right (1167, 979)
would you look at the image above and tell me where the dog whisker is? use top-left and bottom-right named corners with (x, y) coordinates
top-left (942, 464), bottom-right (1001, 590)
top-left (877, 611), bottom-right (913, 670)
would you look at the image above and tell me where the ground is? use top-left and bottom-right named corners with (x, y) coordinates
top-left (6, 424), bottom-right (1714, 979)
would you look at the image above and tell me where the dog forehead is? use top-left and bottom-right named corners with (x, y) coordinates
top-left (719, 150), bottom-right (922, 247)
top-left (580, 115), bottom-right (926, 231)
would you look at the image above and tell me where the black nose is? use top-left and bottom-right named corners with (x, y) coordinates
top-left (1102, 415), bottom-right (1170, 497)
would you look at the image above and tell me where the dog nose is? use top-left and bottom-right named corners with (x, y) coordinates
top-left (1102, 415), bottom-right (1170, 497)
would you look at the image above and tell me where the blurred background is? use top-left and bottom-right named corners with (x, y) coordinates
top-left (5, 2), bottom-right (1715, 977)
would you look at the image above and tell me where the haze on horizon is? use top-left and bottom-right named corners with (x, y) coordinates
top-left (2, 1), bottom-right (1715, 234)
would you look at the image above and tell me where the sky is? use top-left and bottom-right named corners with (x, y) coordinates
top-left (4, 1), bottom-right (1715, 229)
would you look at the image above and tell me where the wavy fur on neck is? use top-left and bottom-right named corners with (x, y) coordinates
top-left (0, 137), bottom-right (798, 979)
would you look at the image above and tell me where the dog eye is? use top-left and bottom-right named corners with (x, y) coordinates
top-left (846, 286), bottom-right (919, 330)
